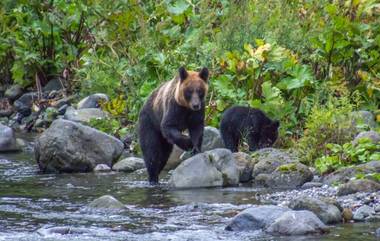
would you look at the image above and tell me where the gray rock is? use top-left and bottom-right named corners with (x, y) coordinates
top-left (0, 123), bottom-right (19, 152)
top-left (112, 157), bottom-right (145, 172)
top-left (351, 111), bottom-right (376, 130)
top-left (225, 205), bottom-right (290, 231)
top-left (93, 164), bottom-right (111, 172)
top-left (233, 152), bottom-right (255, 183)
top-left (202, 126), bottom-right (225, 151)
top-left (301, 182), bottom-right (324, 189)
top-left (255, 163), bottom-right (313, 189)
top-left (58, 104), bottom-right (69, 115)
top-left (14, 92), bottom-right (38, 116)
top-left (37, 226), bottom-right (90, 236)
top-left (266, 210), bottom-right (328, 235)
top-left (64, 106), bottom-right (108, 123)
top-left (88, 195), bottom-right (124, 210)
top-left (289, 196), bottom-right (341, 224)
top-left (77, 93), bottom-right (109, 109)
top-left (205, 148), bottom-right (240, 186)
top-left (35, 119), bottom-right (123, 173)
top-left (4, 85), bottom-right (23, 101)
top-left (353, 131), bottom-right (380, 145)
top-left (323, 161), bottom-right (380, 185)
top-left (376, 227), bottom-right (380, 237)
top-left (353, 205), bottom-right (375, 221)
top-left (164, 145), bottom-right (184, 171)
top-left (337, 179), bottom-right (380, 196)
top-left (252, 148), bottom-right (298, 178)
top-left (43, 79), bottom-right (64, 92)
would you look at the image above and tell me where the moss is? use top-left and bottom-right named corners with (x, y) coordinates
top-left (277, 163), bottom-right (298, 172)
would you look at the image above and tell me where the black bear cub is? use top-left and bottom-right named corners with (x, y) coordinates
top-left (138, 67), bottom-right (209, 184)
top-left (220, 106), bottom-right (279, 152)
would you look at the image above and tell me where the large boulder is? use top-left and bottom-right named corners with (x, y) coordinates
top-left (233, 152), bottom-right (256, 183)
top-left (202, 126), bottom-right (225, 151)
top-left (87, 195), bottom-right (125, 210)
top-left (112, 157), bottom-right (145, 172)
top-left (14, 92), bottom-right (38, 116)
top-left (0, 123), bottom-right (19, 152)
top-left (164, 145), bottom-right (185, 171)
top-left (337, 179), bottom-right (380, 196)
top-left (225, 205), bottom-right (290, 231)
top-left (77, 93), bottom-right (109, 109)
top-left (289, 196), bottom-right (341, 224)
top-left (4, 84), bottom-right (23, 101)
top-left (63, 106), bottom-right (108, 123)
top-left (352, 131), bottom-right (380, 145)
top-left (266, 210), bottom-right (328, 235)
top-left (353, 205), bottom-right (375, 221)
top-left (35, 119), bottom-right (124, 173)
top-left (255, 162), bottom-right (313, 189)
top-left (169, 148), bottom-right (239, 188)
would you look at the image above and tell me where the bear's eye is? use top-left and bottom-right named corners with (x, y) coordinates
top-left (184, 89), bottom-right (192, 101)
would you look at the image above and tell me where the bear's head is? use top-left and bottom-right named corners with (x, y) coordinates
top-left (257, 120), bottom-right (280, 149)
top-left (175, 66), bottom-right (209, 111)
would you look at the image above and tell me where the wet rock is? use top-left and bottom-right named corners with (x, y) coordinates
top-left (43, 78), bottom-right (63, 92)
top-left (202, 126), bottom-right (225, 151)
top-left (77, 93), bottom-right (109, 109)
top-left (352, 131), bottom-right (380, 145)
top-left (112, 157), bottom-right (145, 172)
top-left (233, 152), bottom-right (255, 183)
top-left (164, 145), bottom-right (184, 171)
top-left (252, 148), bottom-right (298, 178)
top-left (353, 205), bottom-right (375, 221)
top-left (289, 196), bottom-right (341, 224)
top-left (351, 111), bottom-right (376, 130)
top-left (4, 84), bottom-right (23, 101)
top-left (37, 226), bottom-right (90, 236)
top-left (225, 205), bottom-right (290, 231)
top-left (266, 210), bottom-right (328, 235)
top-left (14, 92), bottom-right (38, 116)
top-left (93, 164), bottom-right (111, 172)
top-left (301, 182), bottom-right (324, 189)
top-left (169, 148), bottom-right (239, 188)
top-left (35, 119), bottom-right (123, 173)
top-left (323, 161), bottom-right (380, 185)
top-left (88, 195), bottom-right (125, 210)
top-left (255, 163), bottom-right (313, 189)
top-left (64, 106), bottom-right (108, 123)
top-left (0, 123), bottom-right (19, 152)
top-left (337, 179), bottom-right (380, 196)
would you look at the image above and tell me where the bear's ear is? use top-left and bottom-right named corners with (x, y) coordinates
top-left (199, 67), bottom-right (209, 83)
top-left (272, 120), bottom-right (280, 129)
top-left (179, 66), bottom-right (188, 82)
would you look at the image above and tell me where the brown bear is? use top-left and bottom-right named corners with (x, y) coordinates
top-left (138, 67), bottom-right (209, 184)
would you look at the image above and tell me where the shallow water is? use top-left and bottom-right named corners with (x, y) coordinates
top-left (0, 134), bottom-right (379, 241)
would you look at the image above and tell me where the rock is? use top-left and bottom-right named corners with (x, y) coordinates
top-left (169, 148), bottom-right (239, 188)
top-left (202, 126), bottom-right (225, 151)
top-left (35, 119), bottom-right (124, 173)
top-left (93, 164), bottom-right (111, 172)
top-left (14, 92), bottom-right (38, 116)
top-left (323, 161), bottom-right (380, 185)
top-left (337, 179), bottom-right (380, 196)
top-left (301, 182), bottom-right (324, 189)
top-left (351, 111), bottom-right (376, 130)
top-left (353, 205), bottom-right (375, 221)
top-left (352, 131), bottom-right (380, 145)
top-left (43, 79), bottom-right (63, 92)
top-left (289, 196), bottom-right (341, 224)
top-left (57, 104), bottom-right (69, 115)
top-left (164, 145), bottom-right (184, 171)
top-left (376, 227), bottom-right (380, 237)
top-left (225, 205), bottom-right (290, 231)
top-left (63, 106), bottom-right (108, 123)
top-left (252, 148), bottom-right (298, 178)
top-left (233, 152), bottom-right (255, 183)
top-left (112, 157), bottom-right (145, 172)
top-left (37, 226), bottom-right (90, 236)
top-left (266, 210), bottom-right (328, 235)
top-left (88, 195), bottom-right (125, 210)
top-left (255, 163), bottom-right (313, 189)
top-left (77, 93), bottom-right (109, 109)
top-left (4, 85), bottom-right (23, 101)
top-left (0, 123), bottom-right (19, 152)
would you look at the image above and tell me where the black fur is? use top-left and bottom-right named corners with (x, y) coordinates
top-left (220, 106), bottom-right (279, 152)
top-left (138, 88), bottom-right (205, 185)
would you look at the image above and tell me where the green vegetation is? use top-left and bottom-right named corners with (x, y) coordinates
top-left (1, 0), bottom-right (379, 173)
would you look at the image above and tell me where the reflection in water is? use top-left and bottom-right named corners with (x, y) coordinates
top-left (0, 137), bottom-right (379, 241)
